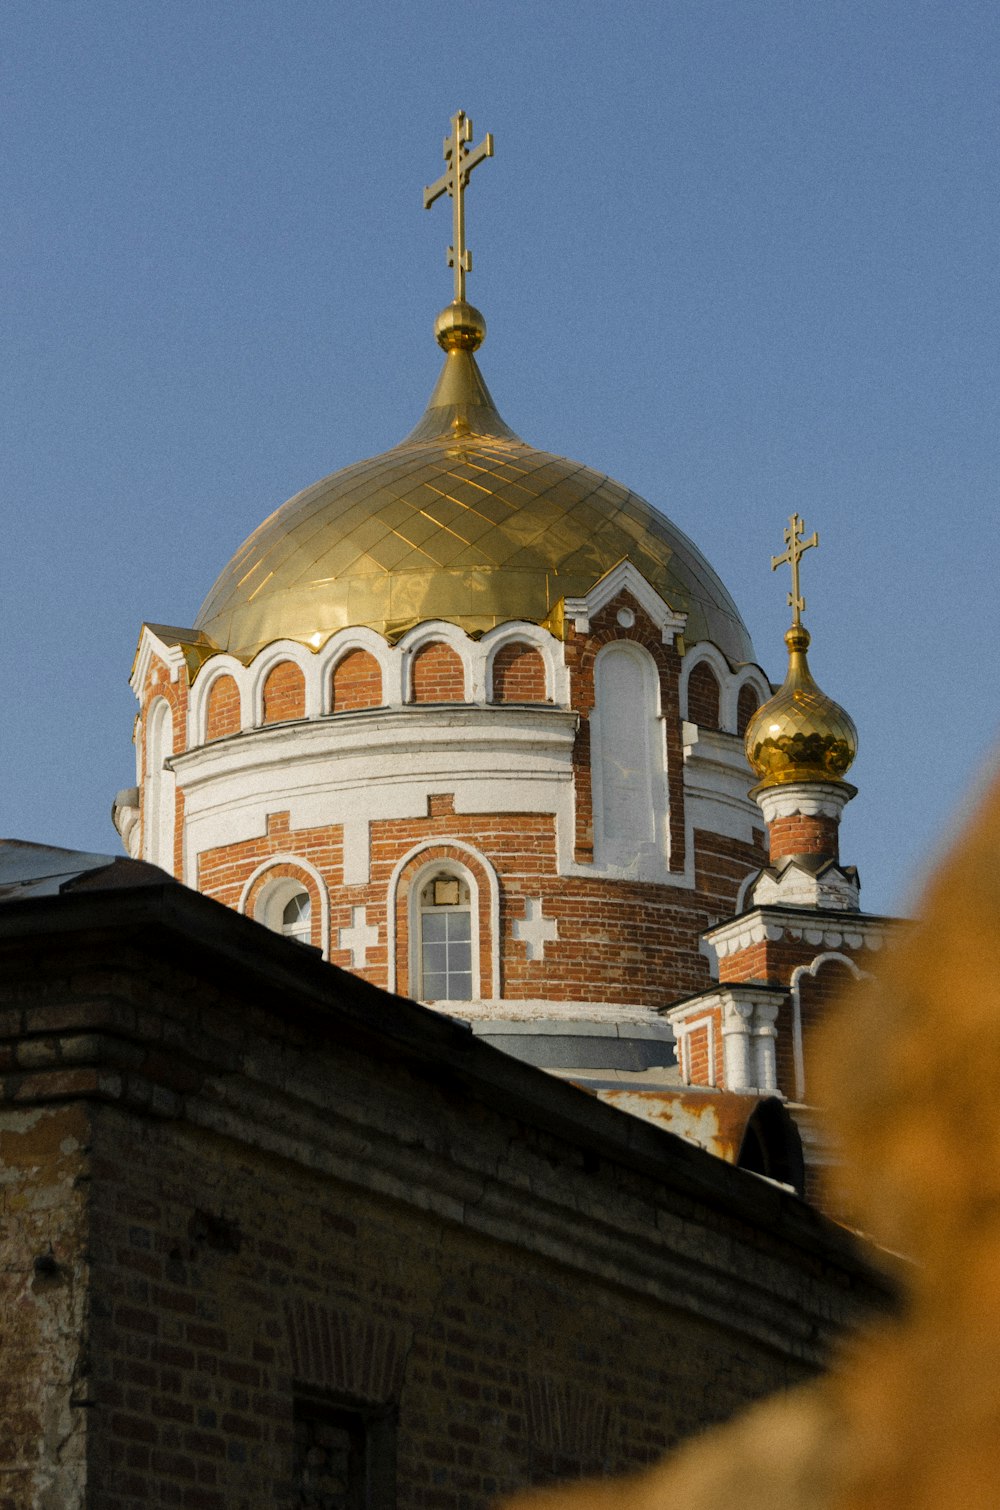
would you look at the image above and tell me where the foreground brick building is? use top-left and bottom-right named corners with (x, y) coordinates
top-left (0, 844), bottom-right (887, 1507)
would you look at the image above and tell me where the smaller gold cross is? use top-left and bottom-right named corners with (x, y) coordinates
top-left (771, 513), bottom-right (819, 626)
top-left (424, 110), bottom-right (494, 303)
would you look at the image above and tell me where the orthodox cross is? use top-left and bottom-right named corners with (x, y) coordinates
top-left (771, 513), bottom-right (819, 626)
top-left (424, 110), bottom-right (494, 303)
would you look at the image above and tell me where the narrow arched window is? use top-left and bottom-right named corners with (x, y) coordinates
top-left (591, 644), bottom-right (662, 868)
top-left (418, 872), bottom-right (473, 1002)
top-left (687, 661), bottom-right (721, 730)
top-left (143, 698), bottom-right (176, 871)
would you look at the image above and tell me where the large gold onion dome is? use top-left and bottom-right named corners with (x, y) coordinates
top-left (194, 301), bottom-right (755, 664)
top-left (744, 624), bottom-right (858, 790)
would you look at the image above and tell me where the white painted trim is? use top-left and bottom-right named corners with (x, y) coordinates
top-left (406, 856), bottom-right (481, 1009)
top-left (676, 1012), bottom-right (717, 1087)
top-left (237, 853), bottom-right (332, 959)
top-left (386, 837), bottom-right (501, 1000)
top-left (734, 868), bottom-right (763, 914)
top-left (131, 625), bottom-right (189, 696)
top-left (562, 559), bottom-right (687, 644)
top-left (755, 782), bottom-right (855, 824)
top-left (143, 697), bottom-right (176, 871)
top-left (788, 951), bottom-right (868, 1102)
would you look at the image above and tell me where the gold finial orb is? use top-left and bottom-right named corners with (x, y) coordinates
top-left (744, 623), bottom-right (858, 791)
top-left (434, 300), bottom-right (486, 352)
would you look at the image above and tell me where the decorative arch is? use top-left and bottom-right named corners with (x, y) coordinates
top-left (488, 641), bottom-right (548, 704)
top-left (481, 622), bottom-right (566, 704)
top-left (399, 622), bottom-right (472, 705)
top-left (789, 951), bottom-right (869, 1101)
top-left (143, 697), bottom-right (176, 870)
top-left (679, 643), bottom-right (731, 725)
top-left (317, 627), bottom-right (395, 709)
top-left (737, 1098), bottom-right (806, 1195)
top-left (204, 673), bottom-right (242, 741)
top-left (189, 654), bottom-right (247, 746)
top-left (262, 661), bottom-right (306, 724)
top-left (686, 660), bottom-right (721, 730)
top-left (729, 666), bottom-right (772, 737)
top-left (590, 640), bottom-right (667, 871)
top-left (386, 838), bottom-right (500, 1000)
top-left (329, 647), bottom-right (383, 712)
top-left (247, 641), bottom-right (318, 725)
top-left (237, 854), bottom-right (330, 957)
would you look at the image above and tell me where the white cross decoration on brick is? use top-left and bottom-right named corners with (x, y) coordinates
top-left (513, 898), bottom-right (558, 962)
top-left (338, 906), bottom-right (379, 968)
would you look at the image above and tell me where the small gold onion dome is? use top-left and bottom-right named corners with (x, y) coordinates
top-left (434, 300), bottom-right (486, 351)
top-left (744, 624), bottom-right (858, 790)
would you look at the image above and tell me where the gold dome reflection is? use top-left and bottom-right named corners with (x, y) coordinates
top-left (195, 312), bottom-right (755, 665)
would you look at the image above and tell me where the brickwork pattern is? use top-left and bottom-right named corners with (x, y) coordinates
top-left (204, 675), bottom-right (241, 742)
top-left (491, 643), bottom-right (548, 704)
top-left (410, 643), bottom-right (465, 704)
top-left (687, 662), bottom-right (721, 730)
top-left (262, 661), bottom-right (306, 724)
top-left (768, 814), bottom-right (840, 865)
top-left (330, 649), bottom-right (383, 712)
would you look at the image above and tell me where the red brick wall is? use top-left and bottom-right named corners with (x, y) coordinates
top-left (687, 662), bottom-right (721, 729)
top-left (205, 675), bottom-right (241, 741)
top-left (737, 684), bottom-right (760, 737)
top-left (331, 649), bottom-right (382, 712)
top-left (410, 642), bottom-right (466, 704)
top-left (262, 661), bottom-right (306, 724)
top-left (196, 805), bottom-right (764, 1009)
top-left (768, 813), bottom-right (839, 864)
top-left (491, 643), bottom-right (548, 703)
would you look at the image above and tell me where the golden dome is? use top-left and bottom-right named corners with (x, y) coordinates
top-left (194, 305), bottom-right (755, 664)
top-left (744, 624), bottom-right (858, 790)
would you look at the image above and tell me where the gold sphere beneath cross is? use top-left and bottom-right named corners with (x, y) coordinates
top-left (435, 301), bottom-right (486, 352)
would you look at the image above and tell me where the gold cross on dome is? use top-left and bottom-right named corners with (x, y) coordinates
top-left (424, 110), bottom-right (494, 303)
top-left (771, 512), bottom-right (819, 626)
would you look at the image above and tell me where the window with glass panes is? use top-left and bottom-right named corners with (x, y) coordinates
top-left (281, 891), bottom-right (311, 943)
top-left (418, 873), bottom-right (473, 1001)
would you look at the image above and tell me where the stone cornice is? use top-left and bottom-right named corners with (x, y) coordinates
top-left (702, 905), bottom-right (905, 967)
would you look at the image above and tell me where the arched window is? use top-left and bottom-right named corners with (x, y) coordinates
top-left (410, 642), bottom-right (465, 704)
top-left (591, 643), bottom-right (663, 868)
top-left (687, 661), bottom-right (721, 730)
top-left (143, 698), bottom-right (176, 871)
top-left (330, 649), bottom-right (382, 711)
top-left (417, 871), bottom-right (473, 1002)
top-left (490, 642), bottom-right (547, 703)
top-left (737, 683), bottom-right (761, 737)
top-left (262, 661), bottom-right (306, 724)
top-left (253, 876), bottom-right (315, 947)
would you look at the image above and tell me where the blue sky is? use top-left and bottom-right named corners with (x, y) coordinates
top-left (1, 0), bottom-right (997, 914)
